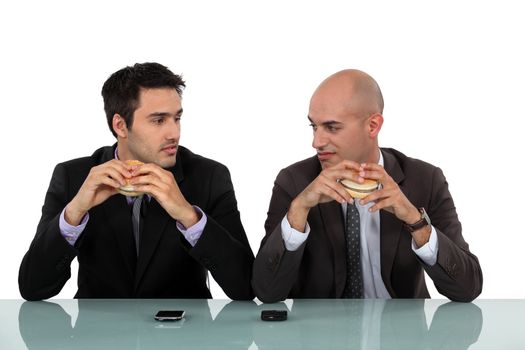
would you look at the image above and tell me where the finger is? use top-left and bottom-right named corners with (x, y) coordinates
top-left (98, 160), bottom-right (134, 182)
top-left (133, 163), bottom-right (173, 182)
top-left (108, 159), bottom-right (135, 176)
top-left (106, 159), bottom-right (142, 178)
top-left (358, 169), bottom-right (387, 183)
top-left (321, 183), bottom-right (352, 204)
top-left (132, 175), bottom-right (177, 203)
top-left (134, 181), bottom-right (179, 205)
top-left (357, 162), bottom-right (385, 176)
top-left (368, 197), bottom-right (394, 213)
top-left (360, 162), bottom-right (384, 172)
top-left (324, 168), bottom-right (363, 183)
top-left (131, 183), bottom-right (157, 198)
top-left (97, 175), bottom-right (123, 189)
top-left (323, 178), bottom-right (354, 203)
top-left (133, 164), bottom-right (169, 183)
top-left (85, 168), bottom-right (119, 189)
top-left (339, 160), bottom-right (361, 171)
top-left (359, 167), bottom-right (396, 190)
top-left (96, 166), bottom-right (130, 187)
top-left (359, 187), bottom-right (392, 205)
top-left (130, 173), bottom-right (161, 187)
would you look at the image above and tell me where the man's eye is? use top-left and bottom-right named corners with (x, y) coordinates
top-left (153, 118), bottom-right (165, 125)
top-left (309, 123), bottom-right (317, 131)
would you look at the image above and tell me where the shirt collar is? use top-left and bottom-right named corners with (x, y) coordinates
top-left (378, 149), bottom-right (384, 167)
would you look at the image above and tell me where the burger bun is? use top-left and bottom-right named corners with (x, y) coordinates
top-left (340, 178), bottom-right (379, 199)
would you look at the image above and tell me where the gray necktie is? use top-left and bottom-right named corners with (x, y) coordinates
top-left (132, 195), bottom-right (144, 256)
top-left (343, 202), bottom-right (364, 298)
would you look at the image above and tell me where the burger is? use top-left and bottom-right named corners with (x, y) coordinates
top-left (340, 178), bottom-right (379, 199)
top-left (117, 160), bottom-right (144, 196)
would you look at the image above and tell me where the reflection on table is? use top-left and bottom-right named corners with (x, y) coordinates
top-left (16, 298), bottom-right (486, 349)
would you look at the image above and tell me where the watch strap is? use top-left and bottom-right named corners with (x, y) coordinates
top-left (404, 208), bottom-right (430, 233)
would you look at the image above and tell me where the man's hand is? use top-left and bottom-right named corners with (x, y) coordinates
top-left (358, 163), bottom-right (431, 246)
top-left (131, 164), bottom-right (199, 228)
top-left (288, 160), bottom-right (361, 232)
top-left (65, 160), bottom-right (132, 226)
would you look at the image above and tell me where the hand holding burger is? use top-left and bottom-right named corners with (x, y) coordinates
top-left (117, 160), bottom-right (144, 196)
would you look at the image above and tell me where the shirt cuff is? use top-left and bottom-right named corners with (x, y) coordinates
top-left (59, 208), bottom-right (89, 246)
top-left (281, 215), bottom-right (310, 251)
top-left (176, 206), bottom-right (207, 247)
top-left (412, 226), bottom-right (439, 266)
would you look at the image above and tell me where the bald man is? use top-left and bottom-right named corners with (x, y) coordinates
top-left (252, 70), bottom-right (482, 302)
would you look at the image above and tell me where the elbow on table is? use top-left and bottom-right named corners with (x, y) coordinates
top-left (251, 280), bottom-right (287, 304)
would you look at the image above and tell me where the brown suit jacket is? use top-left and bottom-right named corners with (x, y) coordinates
top-left (252, 148), bottom-right (482, 302)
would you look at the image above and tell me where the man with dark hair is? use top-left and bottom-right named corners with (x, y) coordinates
top-left (252, 69), bottom-right (482, 302)
top-left (19, 62), bottom-right (254, 300)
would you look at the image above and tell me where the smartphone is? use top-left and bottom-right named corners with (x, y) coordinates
top-left (261, 310), bottom-right (287, 321)
top-left (154, 310), bottom-right (185, 321)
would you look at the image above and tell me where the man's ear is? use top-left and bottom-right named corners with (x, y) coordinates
top-left (368, 113), bottom-right (383, 139)
top-left (112, 114), bottom-right (128, 138)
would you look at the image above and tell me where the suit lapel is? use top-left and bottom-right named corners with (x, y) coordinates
top-left (319, 200), bottom-right (347, 298)
top-left (134, 198), bottom-right (170, 290)
top-left (379, 149), bottom-right (405, 297)
top-left (102, 195), bottom-right (136, 276)
top-left (98, 145), bottom-right (136, 277)
top-left (303, 156), bottom-right (347, 297)
top-left (134, 151), bottom-right (184, 291)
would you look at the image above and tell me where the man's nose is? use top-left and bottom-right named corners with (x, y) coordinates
top-left (312, 129), bottom-right (328, 150)
top-left (165, 118), bottom-right (180, 140)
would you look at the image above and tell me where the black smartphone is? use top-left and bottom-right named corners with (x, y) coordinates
top-left (154, 310), bottom-right (185, 321)
top-left (261, 310), bottom-right (287, 321)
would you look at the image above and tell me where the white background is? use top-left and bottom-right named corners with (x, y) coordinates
top-left (1, 0), bottom-right (523, 300)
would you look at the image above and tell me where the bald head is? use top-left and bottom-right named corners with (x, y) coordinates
top-left (308, 69), bottom-right (385, 166)
top-left (310, 69), bottom-right (384, 119)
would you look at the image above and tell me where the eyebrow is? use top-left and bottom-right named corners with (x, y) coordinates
top-left (307, 116), bottom-right (343, 127)
top-left (148, 108), bottom-right (183, 118)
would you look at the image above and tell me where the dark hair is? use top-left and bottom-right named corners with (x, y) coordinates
top-left (101, 62), bottom-right (186, 137)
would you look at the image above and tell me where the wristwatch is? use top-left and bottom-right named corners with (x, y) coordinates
top-left (404, 207), bottom-right (431, 233)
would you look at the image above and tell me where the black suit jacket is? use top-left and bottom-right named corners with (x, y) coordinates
top-left (19, 145), bottom-right (254, 300)
top-left (252, 148), bottom-right (482, 302)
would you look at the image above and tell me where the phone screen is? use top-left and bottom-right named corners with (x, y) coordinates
top-left (154, 310), bottom-right (185, 321)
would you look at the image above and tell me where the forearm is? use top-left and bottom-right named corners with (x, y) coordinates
top-left (19, 215), bottom-right (77, 300)
top-left (287, 198), bottom-right (310, 233)
top-left (176, 206), bottom-right (206, 247)
top-left (64, 198), bottom-right (89, 226)
top-left (253, 175), bottom-right (308, 302)
top-left (252, 221), bottom-right (306, 303)
top-left (190, 216), bottom-right (254, 300)
top-left (424, 230), bottom-right (483, 302)
top-left (423, 167), bottom-right (483, 301)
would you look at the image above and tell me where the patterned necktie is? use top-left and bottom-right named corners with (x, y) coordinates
top-left (343, 202), bottom-right (364, 298)
top-left (131, 195), bottom-right (144, 256)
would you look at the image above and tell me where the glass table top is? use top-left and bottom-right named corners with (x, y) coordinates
top-left (1, 298), bottom-right (523, 349)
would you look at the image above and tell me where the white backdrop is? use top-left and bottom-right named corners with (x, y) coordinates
top-left (1, 0), bottom-right (523, 300)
